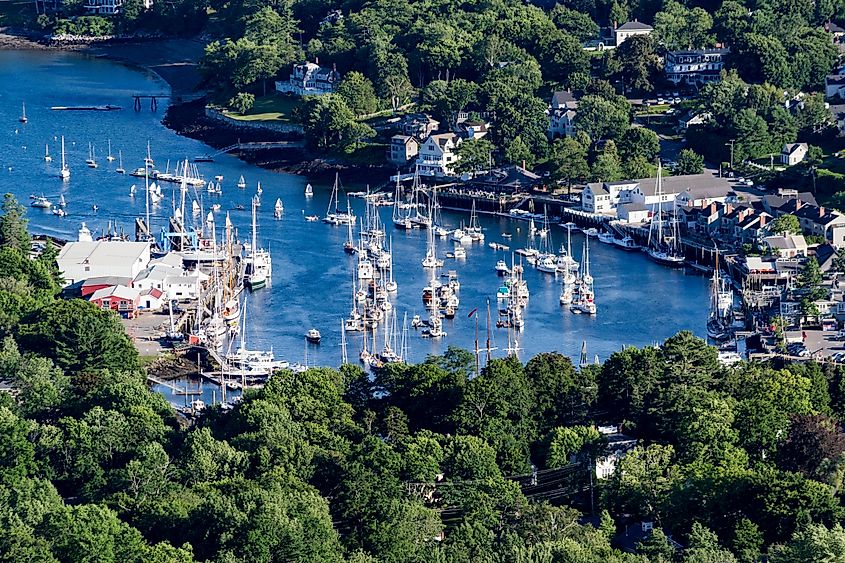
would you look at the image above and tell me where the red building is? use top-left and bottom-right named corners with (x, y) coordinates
top-left (88, 285), bottom-right (141, 318)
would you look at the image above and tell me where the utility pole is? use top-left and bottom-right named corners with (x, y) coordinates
top-left (725, 139), bottom-right (736, 171)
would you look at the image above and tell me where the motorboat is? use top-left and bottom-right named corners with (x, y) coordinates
top-left (613, 236), bottom-right (641, 251)
top-left (598, 231), bottom-right (615, 244)
top-left (582, 227), bottom-right (598, 237)
top-left (51, 206), bottom-right (65, 217)
top-left (453, 245), bottom-right (466, 259)
top-left (495, 260), bottom-right (510, 275)
top-left (306, 329), bottom-right (322, 343)
top-left (30, 196), bottom-right (51, 209)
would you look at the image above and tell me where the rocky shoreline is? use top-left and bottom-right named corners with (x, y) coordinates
top-left (163, 99), bottom-right (393, 183)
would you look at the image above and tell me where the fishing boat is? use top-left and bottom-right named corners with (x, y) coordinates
top-left (274, 198), bottom-right (284, 219)
top-left (323, 173), bottom-right (355, 225)
top-left (306, 329), bottom-right (322, 343)
top-left (85, 143), bottom-right (97, 168)
top-left (495, 259), bottom-right (510, 275)
top-left (305, 183), bottom-right (313, 197)
top-left (116, 150), bottom-right (125, 174)
top-left (30, 196), bottom-right (51, 209)
top-left (454, 245), bottom-right (466, 259)
top-left (645, 162), bottom-right (685, 267)
top-left (237, 175), bottom-right (246, 189)
top-left (18, 102), bottom-right (27, 123)
top-left (106, 139), bottom-right (115, 162)
top-left (44, 144), bottom-right (52, 163)
top-left (582, 227), bottom-right (598, 237)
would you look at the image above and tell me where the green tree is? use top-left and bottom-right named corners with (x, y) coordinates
top-left (767, 214), bottom-right (801, 235)
top-left (654, 1), bottom-right (714, 50)
top-left (337, 71), bottom-right (379, 117)
top-left (575, 95), bottom-right (630, 140)
top-left (613, 35), bottom-right (661, 94)
top-left (0, 195), bottom-right (30, 256)
top-left (675, 149), bottom-right (705, 175)
top-left (17, 299), bottom-right (139, 376)
top-left (504, 136), bottom-right (534, 167)
top-left (797, 257), bottom-right (825, 301)
top-left (300, 95), bottom-right (374, 152)
top-left (619, 127), bottom-right (660, 162)
top-left (550, 137), bottom-right (590, 189)
top-left (455, 139), bottom-right (495, 176)
top-left (769, 522), bottom-right (845, 562)
top-left (228, 92), bottom-right (255, 115)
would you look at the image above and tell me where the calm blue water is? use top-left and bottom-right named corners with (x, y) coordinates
top-left (0, 49), bottom-right (709, 383)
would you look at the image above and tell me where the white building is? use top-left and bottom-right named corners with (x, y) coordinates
top-left (547, 90), bottom-right (578, 139)
top-left (595, 426), bottom-right (637, 480)
top-left (416, 133), bottom-right (462, 177)
top-left (618, 203), bottom-right (650, 224)
top-left (665, 49), bottom-right (728, 87)
top-left (781, 143), bottom-right (808, 166)
top-left (84, 0), bottom-right (152, 15)
top-left (614, 21), bottom-right (653, 46)
top-left (583, 174), bottom-right (735, 215)
top-left (275, 61), bottom-right (341, 97)
top-left (57, 241), bottom-right (150, 286)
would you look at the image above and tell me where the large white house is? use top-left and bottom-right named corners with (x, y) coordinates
top-left (57, 241), bottom-right (151, 286)
top-left (614, 21), bottom-right (653, 46)
top-left (547, 90), bottom-right (578, 139)
top-left (781, 143), bottom-right (808, 166)
top-left (665, 49), bottom-right (728, 87)
top-left (416, 133), bottom-right (462, 177)
top-left (275, 61), bottom-right (341, 97)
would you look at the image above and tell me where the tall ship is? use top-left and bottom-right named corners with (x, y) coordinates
top-left (707, 252), bottom-right (734, 340)
top-left (645, 162), bottom-right (684, 267)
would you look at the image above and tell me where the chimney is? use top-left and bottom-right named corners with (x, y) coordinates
top-left (759, 214), bottom-right (766, 227)
top-left (522, 159), bottom-right (526, 171)
top-left (315, 56), bottom-right (319, 65)
top-left (795, 199), bottom-right (802, 210)
top-left (710, 202), bottom-right (716, 214)
top-left (820, 206), bottom-right (826, 217)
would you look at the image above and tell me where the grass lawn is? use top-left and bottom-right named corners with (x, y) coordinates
top-left (223, 94), bottom-right (302, 123)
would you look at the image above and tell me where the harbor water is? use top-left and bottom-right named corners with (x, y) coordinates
top-left (0, 50), bottom-right (710, 400)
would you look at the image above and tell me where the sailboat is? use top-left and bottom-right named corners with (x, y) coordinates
top-left (85, 143), bottom-right (98, 168)
top-left (707, 251), bottom-right (734, 340)
top-left (466, 200), bottom-right (484, 242)
top-left (323, 173), bottom-right (355, 225)
top-left (392, 175), bottom-right (413, 230)
top-left (106, 139), bottom-right (115, 162)
top-left (569, 240), bottom-right (597, 315)
top-left (44, 144), bottom-right (52, 163)
top-left (59, 136), bottom-right (70, 180)
top-left (144, 141), bottom-right (154, 166)
top-left (645, 162), bottom-right (685, 267)
top-left (245, 197), bottom-right (272, 290)
top-left (274, 198), bottom-right (284, 219)
top-left (305, 183), bottom-right (313, 197)
top-left (116, 150), bottom-right (125, 174)
top-left (18, 102), bottom-right (27, 124)
top-left (58, 194), bottom-right (66, 208)
top-left (409, 169), bottom-right (431, 229)
top-left (237, 175), bottom-right (246, 189)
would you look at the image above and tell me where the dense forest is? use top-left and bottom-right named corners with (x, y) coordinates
top-left (0, 192), bottom-right (842, 561)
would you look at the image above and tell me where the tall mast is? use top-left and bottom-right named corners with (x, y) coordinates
top-left (252, 196), bottom-right (258, 276)
top-left (144, 159), bottom-right (151, 237)
top-left (61, 136), bottom-right (66, 171)
top-left (486, 298), bottom-right (492, 366)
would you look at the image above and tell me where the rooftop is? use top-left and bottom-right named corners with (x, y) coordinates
top-left (617, 21), bottom-right (653, 31)
top-left (58, 240), bottom-right (150, 267)
top-left (89, 284), bottom-right (140, 302)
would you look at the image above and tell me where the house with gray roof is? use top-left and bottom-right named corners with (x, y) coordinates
top-left (275, 60), bottom-right (341, 97)
top-left (614, 21), bottom-right (653, 46)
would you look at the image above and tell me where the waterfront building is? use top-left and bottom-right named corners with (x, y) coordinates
top-left (57, 240), bottom-right (150, 286)
top-left (614, 21), bottom-right (653, 46)
top-left (275, 60), bottom-right (341, 97)
top-left (763, 234), bottom-right (808, 258)
top-left (417, 133), bottom-right (462, 177)
top-left (794, 204), bottom-right (845, 246)
top-left (617, 203), bottom-right (650, 224)
top-left (387, 135), bottom-right (420, 166)
top-left (547, 90), bottom-right (578, 139)
top-left (664, 48), bottom-right (728, 87)
top-left (139, 288), bottom-right (165, 311)
top-left (79, 276), bottom-right (133, 298)
top-left (84, 0), bottom-right (152, 15)
top-left (400, 114), bottom-right (440, 139)
top-left (582, 173), bottom-right (735, 215)
top-left (88, 285), bottom-right (140, 317)
top-left (780, 142), bottom-right (808, 166)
